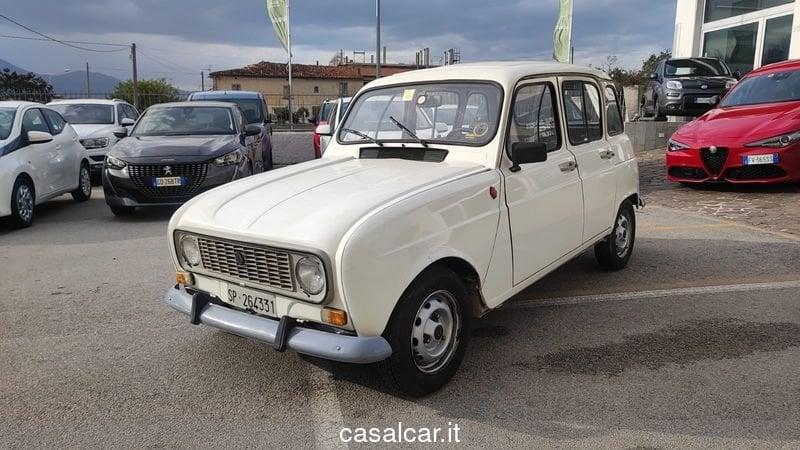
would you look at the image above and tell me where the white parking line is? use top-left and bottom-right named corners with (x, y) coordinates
top-left (508, 280), bottom-right (800, 309)
top-left (307, 364), bottom-right (349, 449)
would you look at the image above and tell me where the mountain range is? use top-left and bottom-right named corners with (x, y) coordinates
top-left (0, 58), bottom-right (123, 94)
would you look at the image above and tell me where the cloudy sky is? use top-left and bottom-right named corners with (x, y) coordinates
top-left (0, 0), bottom-right (677, 90)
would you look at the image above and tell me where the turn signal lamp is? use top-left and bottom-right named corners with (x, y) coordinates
top-left (322, 308), bottom-right (348, 327)
top-left (176, 271), bottom-right (194, 287)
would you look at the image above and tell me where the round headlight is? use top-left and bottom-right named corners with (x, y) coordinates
top-left (180, 235), bottom-right (202, 267)
top-left (295, 256), bottom-right (325, 296)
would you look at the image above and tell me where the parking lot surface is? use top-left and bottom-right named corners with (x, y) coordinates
top-left (1, 139), bottom-right (799, 447)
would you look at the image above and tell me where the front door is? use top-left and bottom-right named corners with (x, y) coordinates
top-left (503, 79), bottom-right (584, 285)
top-left (20, 108), bottom-right (57, 197)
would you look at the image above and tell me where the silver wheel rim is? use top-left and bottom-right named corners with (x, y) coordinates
top-left (80, 166), bottom-right (91, 196)
top-left (411, 290), bottom-right (460, 374)
top-left (615, 214), bottom-right (631, 257)
top-left (16, 184), bottom-right (33, 223)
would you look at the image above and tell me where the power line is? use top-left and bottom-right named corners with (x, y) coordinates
top-left (136, 48), bottom-right (197, 75)
top-left (0, 34), bottom-right (128, 48)
top-left (0, 14), bottom-right (129, 52)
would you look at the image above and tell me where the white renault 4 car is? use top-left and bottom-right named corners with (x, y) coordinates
top-left (0, 101), bottom-right (92, 228)
top-left (165, 62), bottom-right (641, 396)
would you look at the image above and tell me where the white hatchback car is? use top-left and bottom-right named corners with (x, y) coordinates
top-left (0, 101), bottom-right (93, 228)
top-left (165, 62), bottom-right (640, 396)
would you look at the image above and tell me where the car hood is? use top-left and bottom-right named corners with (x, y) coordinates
top-left (669, 76), bottom-right (733, 89)
top-left (70, 123), bottom-right (117, 138)
top-left (171, 156), bottom-right (487, 253)
top-left (673, 100), bottom-right (800, 144)
top-left (110, 135), bottom-right (237, 161)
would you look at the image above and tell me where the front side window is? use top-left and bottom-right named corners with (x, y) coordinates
top-left (22, 109), bottom-right (50, 134)
top-left (132, 106), bottom-right (235, 137)
top-left (562, 80), bottom-right (603, 145)
top-left (338, 82), bottom-right (503, 146)
top-left (508, 83), bottom-right (560, 154)
top-left (605, 86), bottom-right (624, 136)
top-left (703, 23), bottom-right (758, 75)
top-left (721, 69), bottom-right (800, 107)
top-left (42, 109), bottom-right (67, 135)
top-left (49, 104), bottom-right (114, 125)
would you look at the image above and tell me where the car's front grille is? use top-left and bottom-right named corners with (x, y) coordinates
top-left (700, 148), bottom-right (728, 176)
top-left (725, 164), bottom-right (787, 180)
top-left (197, 237), bottom-right (295, 291)
top-left (128, 163), bottom-right (208, 199)
top-left (669, 166), bottom-right (708, 180)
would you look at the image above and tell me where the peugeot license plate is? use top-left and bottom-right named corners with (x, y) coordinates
top-left (153, 176), bottom-right (183, 187)
top-left (223, 284), bottom-right (277, 318)
top-left (742, 154), bottom-right (779, 165)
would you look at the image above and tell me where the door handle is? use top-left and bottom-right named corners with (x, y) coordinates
top-left (559, 161), bottom-right (578, 172)
top-left (599, 149), bottom-right (616, 160)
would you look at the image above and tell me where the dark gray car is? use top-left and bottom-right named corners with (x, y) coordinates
top-left (640, 57), bottom-right (738, 120)
top-left (102, 102), bottom-right (261, 216)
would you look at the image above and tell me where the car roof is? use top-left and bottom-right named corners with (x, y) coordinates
top-left (189, 90), bottom-right (262, 99)
top-left (47, 98), bottom-right (126, 105)
top-left (149, 101), bottom-right (237, 108)
top-left (365, 61), bottom-right (611, 90)
top-left (747, 59), bottom-right (800, 77)
top-left (0, 100), bottom-right (41, 109)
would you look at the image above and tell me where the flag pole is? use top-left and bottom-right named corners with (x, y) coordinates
top-left (286, 0), bottom-right (293, 130)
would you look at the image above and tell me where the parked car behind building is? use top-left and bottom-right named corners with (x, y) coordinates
top-left (0, 101), bottom-right (92, 228)
top-left (165, 61), bottom-right (641, 396)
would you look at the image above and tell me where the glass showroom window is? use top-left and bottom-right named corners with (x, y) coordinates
top-left (703, 22), bottom-right (758, 75)
top-left (704, 0), bottom-right (793, 23)
top-left (762, 14), bottom-right (793, 66)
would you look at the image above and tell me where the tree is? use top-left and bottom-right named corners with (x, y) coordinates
top-left (109, 78), bottom-right (180, 110)
top-left (0, 69), bottom-right (54, 102)
top-left (599, 50), bottom-right (672, 87)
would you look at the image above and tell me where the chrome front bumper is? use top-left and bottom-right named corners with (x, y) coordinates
top-left (165, 286), bottom-right (392, 364)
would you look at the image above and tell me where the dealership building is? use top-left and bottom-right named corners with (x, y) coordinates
top-left (674, 0), bottom-right (800, 74)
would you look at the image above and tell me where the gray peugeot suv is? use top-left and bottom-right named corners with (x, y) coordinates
top-left (640, 57), bottom-right (738, 120)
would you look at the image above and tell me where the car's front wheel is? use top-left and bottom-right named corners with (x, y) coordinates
top-left (382, 266), bottom-right (470, 397)
top-left (9, 176), bottom-right (35, 228)
top-left (71, 162), bottom-right (92, 202)
top-left (595, 201), bottom-right (636, 270)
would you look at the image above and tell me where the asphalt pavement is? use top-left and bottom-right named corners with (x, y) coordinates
top-left (1, 139), bottom-right (799, 447)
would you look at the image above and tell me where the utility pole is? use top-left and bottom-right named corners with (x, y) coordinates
top-left (286, 0), bottom-right (293, 130)
top-left (201, 71), bottom-right (205, 91)
top-left (130, 43), bottom-right (139, 109)
top-left (85, 62), bottom-right (91, 97)
top-left (376, 0), bottom-right (381, 79)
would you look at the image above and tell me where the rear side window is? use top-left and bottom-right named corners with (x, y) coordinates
top-left (562, 80), bottom-right (604, 145)
top-left (508, 82), bottom-right (561, 154)
top-left (605, 85), bottom-right (624, 136)
top-left (42, 109), bottom-right (67, 135)
top-left (22, 109), bottom-right (50, 134)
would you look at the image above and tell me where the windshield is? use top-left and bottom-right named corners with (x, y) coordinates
top-left (721, 69), bottom-right (800, 107)
top-left (665, 59), bottom-right (731, 78)
top-left (338, 82), bottom-right (502, 146)
top-left (0, 107), bottom-right (15, 140)
top-left (132, 106), bottom-right (235, 137)
top-left (196, 97), bottom-right (263, 123)
top-left (49, 104), bottom-right (114, 125)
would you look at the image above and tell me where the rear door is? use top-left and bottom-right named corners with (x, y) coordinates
top-left (560, 78), bottom-right (617, 242)
top-left (503, 78), bottom-right (584, 284)
top-left (42, 108), bottom-right (80, 192)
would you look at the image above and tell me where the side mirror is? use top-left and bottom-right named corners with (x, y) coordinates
top-left (112, 127), bottom-right (128, 139)
top-left (315, 123), bottom-right (332, 136)
top-left (120, 118), bottom-right (135, 126)
top-left (244, 124), bottom-right (262, 136)
top-left (510, 142), bottom-right (548, 172)
top-left (27, 130), bottom-right (54, 144)
top-left (733, 71), bottom-right (742, 80)
top-left (649, 73), bottom-right (658, 80)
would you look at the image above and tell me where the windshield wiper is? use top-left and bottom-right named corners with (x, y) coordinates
top-left (341, 128), bottom-right (383, 147)
top-left (388, 116), bottom-right (428, 148)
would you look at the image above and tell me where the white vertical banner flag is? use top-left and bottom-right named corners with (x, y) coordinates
top-left (266, 0), bottom-right (289, 53)
top-left (553, 0), bottom-right (573, 63)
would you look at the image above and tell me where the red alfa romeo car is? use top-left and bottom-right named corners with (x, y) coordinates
top-left (667, 59), bottom-right (800, 184)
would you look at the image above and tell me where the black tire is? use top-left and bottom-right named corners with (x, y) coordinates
top-left (71, 162), bottom-right (92, 202)
top-left (653, 97), bottom-right (667, 121)
top-left (109, 205), bottom-right (135, 216)
top-left (595, 201), bottom-right (636, 271)
top-left (381, 266), bottom-right (470, 397)
top-left (9, 176), bottom-right (35, 229)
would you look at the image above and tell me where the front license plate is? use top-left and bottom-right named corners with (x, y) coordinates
top-left (694, 97), bottom-right (715, 104)
top-left (743, 154), bottom-right (778, 165)
top-left (153, 176), bottom-right (183, 187)
top-left (223, 284), bottom-right (277, 317)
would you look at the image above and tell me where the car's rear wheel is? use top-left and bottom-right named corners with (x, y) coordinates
top-left (595, 201), bottom-right (636, 270)
top-left (71, 162), bottom-right (92, 202)
top-left (9, 176), bottom-right (35, 229)
top-left (382, 266), bottom-right (470, 397)
top-left (109, 205), bottom-right (135, 216)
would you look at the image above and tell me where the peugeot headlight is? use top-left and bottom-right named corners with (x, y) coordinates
top-left (295, 256), bottom-right (326, 296)
top-left (80, 137), bottom-right (110, 149)
top-left (213, 151), bottom-right (242, 166)
top-left (665, 80), bottom-right (683, 90)
top-left (745, 130), bottom-right (800, 148)
top-left (178, 234), bottom-right (202, 267)
top-left (668, 139), bottom-right (690, 152)
top-left (106, 155), bottom-right (127, 170)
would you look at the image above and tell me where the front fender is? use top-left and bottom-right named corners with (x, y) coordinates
top-left (337, 169), bottom-right (502, 337)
